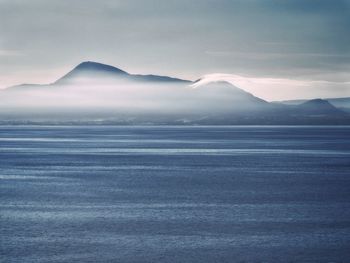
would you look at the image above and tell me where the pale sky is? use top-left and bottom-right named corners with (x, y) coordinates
top-left (0, 0), bottom-right (349, 100)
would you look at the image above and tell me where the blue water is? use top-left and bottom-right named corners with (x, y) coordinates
top-left (1, 126), bottom-right (350, 262)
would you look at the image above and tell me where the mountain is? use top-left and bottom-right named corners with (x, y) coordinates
top-left (296, 99), bottom-right (345, 115)
top-left (327, 97), bottom-right (350, 109)
top-left (54, 61), bottom-right (190, 85)
top-left (191, 80), bottom-right (269, 112)
top-left (1, 61), bottom-right (349, 125)
top-left (275, 97), bottom-right (350, 111)
top-left (193, 80), bottom-right (267, 104)
top-left (5, 61), bottom-right (190, 90)
top-left (54, 61), bottom-right (128, 85)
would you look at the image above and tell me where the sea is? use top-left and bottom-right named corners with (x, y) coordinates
top-left (1, 126), bottom-right (350, 262)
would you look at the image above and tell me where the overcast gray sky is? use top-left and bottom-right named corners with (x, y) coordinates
top-left (0, 0), bottom-right (349, 100)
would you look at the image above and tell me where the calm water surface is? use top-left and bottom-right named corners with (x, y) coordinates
top-left (1, 126), bottom-right (350, 262)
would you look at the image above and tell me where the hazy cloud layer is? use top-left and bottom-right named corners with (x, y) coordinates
top-left (0, 0), bottom-right (349, 99)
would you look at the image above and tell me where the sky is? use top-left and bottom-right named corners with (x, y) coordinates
top-left (0, 0), bottom-right (349, 100)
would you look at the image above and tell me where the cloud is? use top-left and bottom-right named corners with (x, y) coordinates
top-left (192, 73), bottom-right (350, 101)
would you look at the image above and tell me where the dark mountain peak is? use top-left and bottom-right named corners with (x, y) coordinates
top-left (301, 99), bottom-right (335, 109)
top-left (55, 61), bottom-right (190, 85)
top-left (55, 61), bottom-right (129, 84)
top-left (302, 98), bottom-right (327, 105)
top-left (73, 61), bottom-right (128, 74)
top-left (298, 99), bottom-right (344, 115)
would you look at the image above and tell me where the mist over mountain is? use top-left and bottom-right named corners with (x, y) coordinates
top-left (1, 61), bottom-right (349, 125)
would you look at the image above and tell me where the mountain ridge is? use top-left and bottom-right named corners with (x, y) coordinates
top-left (297, 99), bottom-right (345, 115)
top-left (5, 61), bottom-right (191, 90)
top-left (1, 61), bottom-right (349, 125)
top-left (274, 97), bottom-right (350, 110)
top-left (55, 61), bottom-right (191, 85)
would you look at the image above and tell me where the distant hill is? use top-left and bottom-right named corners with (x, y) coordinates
top-left (275, 97), bottom-right (350, 110)
top-left (296, 99), bottom-right (345, 115)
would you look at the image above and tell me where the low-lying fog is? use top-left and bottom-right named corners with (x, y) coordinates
top-left (0, 76), bottom-right (267, 118)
